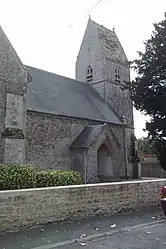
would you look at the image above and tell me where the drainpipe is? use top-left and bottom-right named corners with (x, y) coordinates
top-left (84, 149), bottom-right (87, 184)
top-left (122, 116), bottom-right (128, 180)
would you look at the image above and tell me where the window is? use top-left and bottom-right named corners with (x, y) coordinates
top-left (86, 65), bottom-right (93, 82)
top-left (115, 68), bottom-right (120, 74)
top-left (115, 67), bottom-right (120, 84)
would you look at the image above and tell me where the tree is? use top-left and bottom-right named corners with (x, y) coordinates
top-left (131, 13), bottom-right (166, 170)
top-left (137, 137), bottom-right (156, 156)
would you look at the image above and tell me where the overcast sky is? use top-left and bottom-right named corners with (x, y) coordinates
top-left (0, 0), bottom-right (165, 138)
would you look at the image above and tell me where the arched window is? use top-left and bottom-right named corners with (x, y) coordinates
top-left (115, 67), bottom-right (120, 84)
top-left (86, 65), bottom-right (93, 82)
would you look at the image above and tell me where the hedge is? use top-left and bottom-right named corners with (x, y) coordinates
top-left (36, 170), bottom-right (82, 187)
top-left (0, 164), bottom-right (83, 190)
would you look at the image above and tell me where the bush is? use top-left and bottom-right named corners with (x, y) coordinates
top-left (0, 164), bottom-right (83, 190)
top-left (36, 170), bottom-right (83, 187)
top-left (0, 164), bottom-right (37, 190)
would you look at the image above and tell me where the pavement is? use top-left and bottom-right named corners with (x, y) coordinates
top-left (1, 208), bottom-right (166, 249)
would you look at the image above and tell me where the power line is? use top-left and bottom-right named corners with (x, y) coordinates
top-left (67, 0), bottom-right (107, 28)
top-left (87, 0), bottom-right (105, 13)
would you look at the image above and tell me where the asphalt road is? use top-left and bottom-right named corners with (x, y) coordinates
top-left (1, 208), bottom-right (166, 249)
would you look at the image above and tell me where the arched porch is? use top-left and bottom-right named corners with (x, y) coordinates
top-left (97, 143), bottom-right (114, 182)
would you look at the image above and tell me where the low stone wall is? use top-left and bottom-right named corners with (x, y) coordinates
top-left (141, 163), bottom-right (166, 178)
top-left (0, 179), bottom-right (166, 233)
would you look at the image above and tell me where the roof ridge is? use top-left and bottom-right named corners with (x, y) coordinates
top-left (27, 66), bottom-right (123, 125)
top-left (25, 64), bottom-right (91, 86)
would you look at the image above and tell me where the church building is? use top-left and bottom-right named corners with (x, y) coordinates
top-left (0, 18), bottom-right (136, 183)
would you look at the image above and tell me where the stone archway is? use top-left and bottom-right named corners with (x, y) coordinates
top-left (97, 144), bottom-right (114, 182)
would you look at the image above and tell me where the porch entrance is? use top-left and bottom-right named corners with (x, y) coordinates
top-left (97, 144), bottom-right (114, 182)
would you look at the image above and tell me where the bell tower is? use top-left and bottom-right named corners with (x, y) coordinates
top-left (76, 18), bottom-right (135, 178)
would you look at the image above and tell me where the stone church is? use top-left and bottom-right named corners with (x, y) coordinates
top-left (0, 18), bottom-right (136, 183)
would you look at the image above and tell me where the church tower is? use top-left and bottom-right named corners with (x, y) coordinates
top-left (0, 26), bottom-right (29, 164)
top-left (76, 18), bottom-right (135, 178)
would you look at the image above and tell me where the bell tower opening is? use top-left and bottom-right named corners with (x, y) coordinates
top-left (86, 65), bottom-right (93, 82)
top-left (115, 67), bottom-right (121, 84)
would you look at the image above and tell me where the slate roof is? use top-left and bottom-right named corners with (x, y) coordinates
top-left (26, 66), bottom-right (123, 125)
top-left (70, 125), bottom-right (104, 149)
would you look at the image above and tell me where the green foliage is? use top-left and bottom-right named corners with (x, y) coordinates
top-left (0, 164), bottom-right (82, 190)
top-left (131, 12), bottom-right (166, 170)
top-left (36, 170), bottom-right (82, 187)
top-left (137, 137), bottom-right (156, 156)
top-left (0, 164), bottom-right (37, 190)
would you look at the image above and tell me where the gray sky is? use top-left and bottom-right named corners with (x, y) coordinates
top-left (1, 0), bottom-right (166, 138)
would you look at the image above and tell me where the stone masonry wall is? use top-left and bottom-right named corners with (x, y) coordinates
top-left (0, 26), bottom-right (28, 164)
top-left (76, 19), bottom-right (104, 83)
top-left (0, 179), bottom-right (165, 233)
top-left (0, 79), bottom-right (6, 162)
top-left (26, 111), bottom-right (104, 170)
top-left (141, 163), bottom-right (166, 178)
top-left (26, 111), bottom-right (127, 182)
top-left (86, 124), bottom-right (126, 182)
top-left (75, 19), bottom-right (133, 129)
top-left (104, 80), bottom-right (133, 128)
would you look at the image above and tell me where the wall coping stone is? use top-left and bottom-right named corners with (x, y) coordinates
top-left (1, 178), bottom-right (166, 194)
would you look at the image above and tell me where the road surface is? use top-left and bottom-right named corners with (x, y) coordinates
top-left (1, 209), bottom-right (166, 249)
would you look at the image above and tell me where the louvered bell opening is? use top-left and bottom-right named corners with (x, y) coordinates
top-left (115, 74), bottom-right (120, 84)
top-left (86, 73), bottom-right (93, 82)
